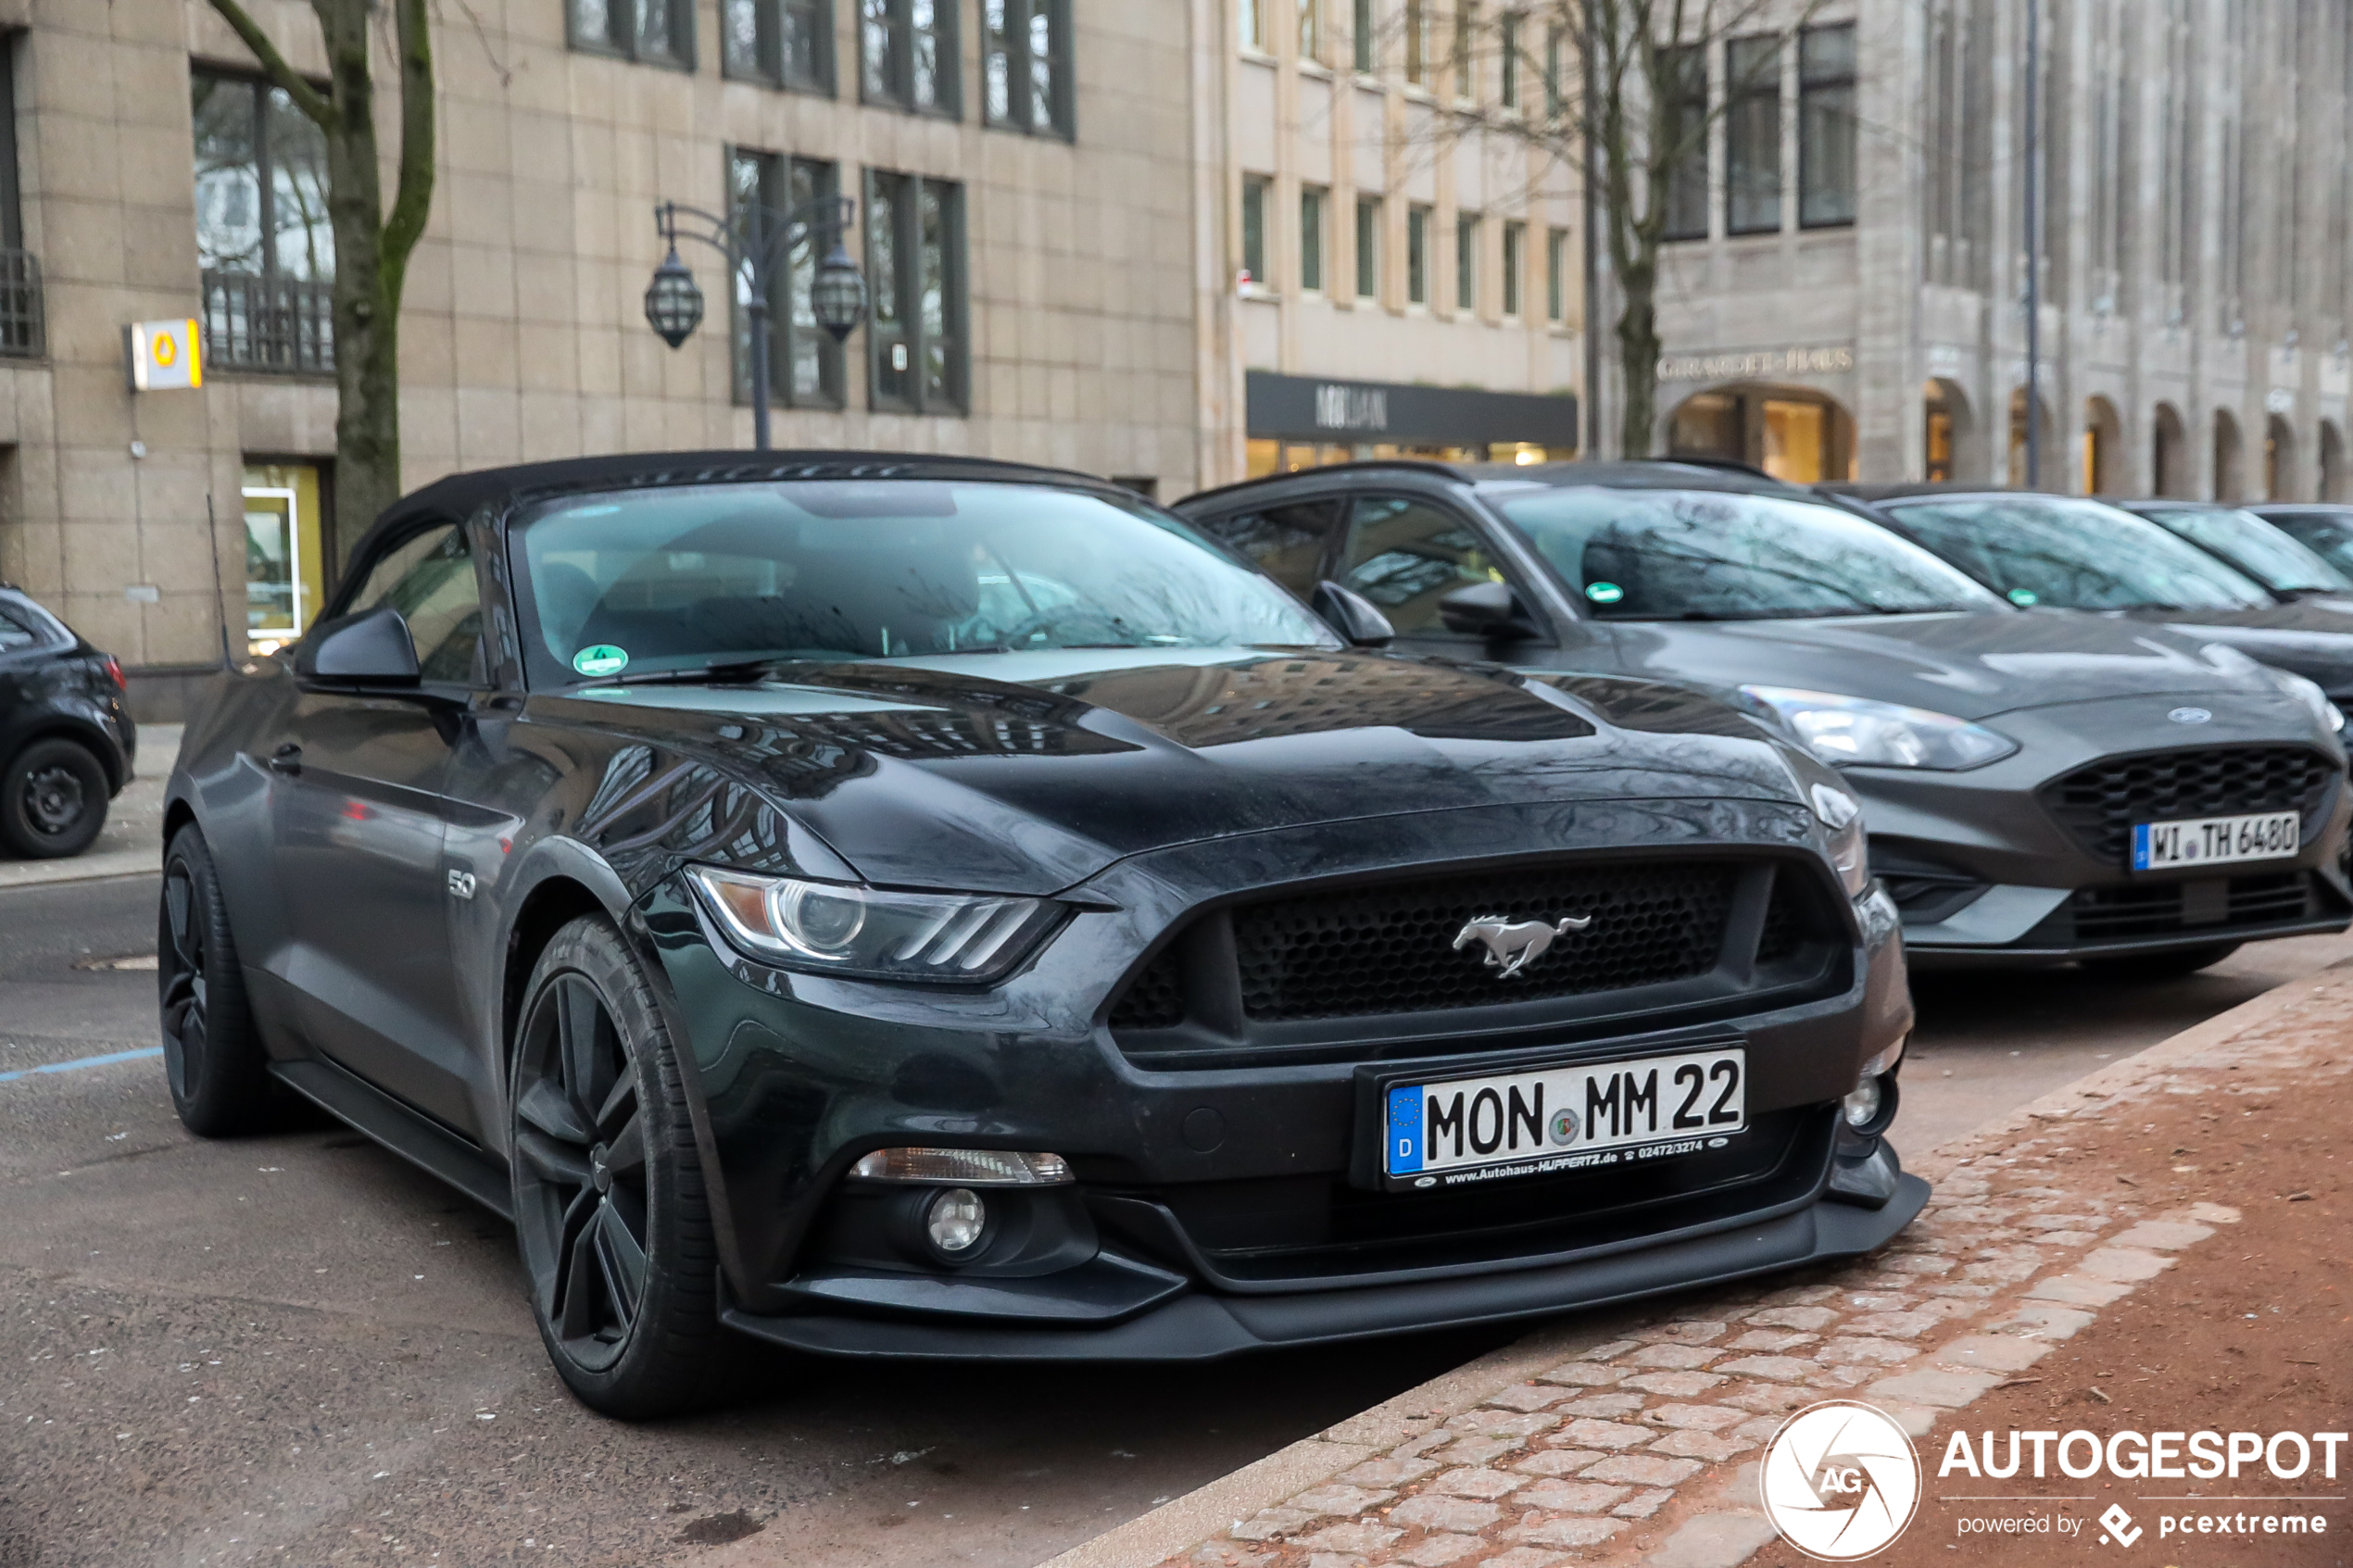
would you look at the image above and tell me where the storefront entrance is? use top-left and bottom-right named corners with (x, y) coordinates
top-left (1666, 383), bottom-right (1856, 483)
top-left (1243, 371), bottom-right (1579, 479)
top-left (242, 460), bottom-right (328, 657)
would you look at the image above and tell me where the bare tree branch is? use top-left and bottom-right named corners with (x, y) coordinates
top-left (204, 0), bottom-right (333, 125)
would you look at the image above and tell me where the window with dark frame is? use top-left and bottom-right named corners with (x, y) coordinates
top-left (727, 147), bottom-right (846, 410)
top-left (1241, 175), bottom-right (1270, 286)
top-left (1501, 220), bottom-right (1523, 315)
top-left (985, 0), bottom-right (1073, 137)
top-left (1451, 0), bottom-right (1475, 99)
top-left (192, 67), bottom-right (334, 374)
top-left (1499, 11), bottom-right (1519, 107)
top-left (1660, 43), bottom-right (1708, 241)
top-left (0, 31), bottom-right (36, 358)
top-left (1300, 186), bottom-right (1327, 291)
top-left (1725, 34), bottom-right (1781, 234)
top-left (568, 0), bottom-right (696, 67)
top-left (862, 0), bottom-right (958, 116)
top-left (1355, 194), bottom-right (1381, 297)
top-left (722, 0), bottom-right (832, 91)
top-left (1798, 22), bottom-right (1856, 228)
top-left (1404, 0), bottom-right (1427, 83)
top-left (1353, 0), bottom-right (1375, 71)
top-left (865, 170), bottom-right (966, 414)
top-left (1407, 203), bottom-right (1429, 302)
top-left (1545, 225), bottom-right (1567, 320)
top-left (1454, 210), bottom-right (1478, 310)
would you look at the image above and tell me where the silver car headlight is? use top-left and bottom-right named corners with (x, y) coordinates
top-left (1742, 685), bottom-right (2020, 770)
top-left (686, 866), bottom-right (1063, 983)
top-left (1810, 782), bottom-right (1871, 897)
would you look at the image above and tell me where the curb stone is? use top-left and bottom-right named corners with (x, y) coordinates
top-left (1036, 956), bottom-right (2353, 1568)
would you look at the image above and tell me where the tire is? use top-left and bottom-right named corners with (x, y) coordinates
top-left (0, 737), bottom-right (108, 859)
top-left (159, 825), bottom-right (280, 1135)
top-left (2083, 941), bottom-right (2242, 980)
top-left (510, 915), bottom-right (737, 1419)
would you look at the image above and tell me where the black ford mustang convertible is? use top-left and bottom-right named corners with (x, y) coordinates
top-left (160, 452), bottom-right (1921, 1417)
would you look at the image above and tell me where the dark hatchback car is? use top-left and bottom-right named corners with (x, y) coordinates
top-left (160, 452), bottom-right (1920, 1417)
top-left (1837, 486), bottom-right (2353, 722)
top-left (1176, 461), bottom-right (2352, 974)
top-left (0, 583), bottom-right (135, 858)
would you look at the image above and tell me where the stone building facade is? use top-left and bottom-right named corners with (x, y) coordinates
top-left (1604, 0), bottom-right (2353, 498)
top-left (0, 0), bottom-right (1201, 688)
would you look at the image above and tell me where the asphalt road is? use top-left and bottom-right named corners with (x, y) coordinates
top-left (2, 869), bottom-right (2347, 1568)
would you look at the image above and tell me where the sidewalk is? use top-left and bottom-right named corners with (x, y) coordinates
top-left (1045, 961), bottom-right (2353, 1568)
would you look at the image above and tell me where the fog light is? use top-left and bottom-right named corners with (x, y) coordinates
top-left (925, 1187), bottom-right (988, 1254)
top-left (1843, 1077), bottom-right (1883, 1129)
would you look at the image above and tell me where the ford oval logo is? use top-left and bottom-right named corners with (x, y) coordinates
top-left (2170, 707), bottom-right (2213, 724)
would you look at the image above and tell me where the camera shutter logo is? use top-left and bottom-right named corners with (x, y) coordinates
top-left (1758, 1400), bottom-right (1921, 1560)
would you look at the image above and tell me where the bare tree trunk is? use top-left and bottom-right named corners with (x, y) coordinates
top-left (1615, 257), bottom-right (1661, 457)
top-left (207, 0), bottom-right (435, 563)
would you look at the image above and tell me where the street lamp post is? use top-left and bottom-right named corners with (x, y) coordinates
top-left (643, 194), bottom-right (869, 451)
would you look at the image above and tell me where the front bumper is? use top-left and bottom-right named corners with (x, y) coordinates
top-left (643, 797), bottom-right (1918, 1360)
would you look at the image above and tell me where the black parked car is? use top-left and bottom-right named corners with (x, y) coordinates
top-left (1835, 485), bottom-right (2353, 721)
top-left (1176, 461), bottom-right (2351, 974)
top-left (2108, 498), bottom-right (2353, 605)
top-left (0, 583), bottom-right (135, 858)
top-left (2250, 502), bottom-right (2353, 583)
top-left (159, 452), bottom-right (1921, 1417)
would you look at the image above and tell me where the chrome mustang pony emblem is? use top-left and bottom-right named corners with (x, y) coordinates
top-left (1453, 913), bottom-right (1594, 980)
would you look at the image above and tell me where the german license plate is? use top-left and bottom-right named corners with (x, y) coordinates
top-left (2130, 810), bottom-right (2300, 872)
top-left (1383, 1047), bottom-right (1745, 1188)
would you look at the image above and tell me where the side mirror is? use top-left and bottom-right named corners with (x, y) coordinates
top-left (1310, 580), bottom-right (1395, 647)
top-left (1438, 580), bottom-right (1540, 640)
top-left (294, 606), bottom-right (421, 686)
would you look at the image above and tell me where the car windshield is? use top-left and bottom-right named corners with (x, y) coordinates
top-left (2133, 505), bottom-right (2352, 595)
top-left (1489, 486), bottom-right (2003, 621)
top-left (510, 480), bottom-right (1337, 684)
top-left (1882, 495), bottom-right (2274, 611)
top-left (2259, 509), bottom-right (2353, 583)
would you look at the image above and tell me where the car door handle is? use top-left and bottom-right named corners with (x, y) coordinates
top-left (268, 744), bottom-right (303, 776)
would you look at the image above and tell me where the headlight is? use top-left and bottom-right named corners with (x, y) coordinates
top-left (1811, 782), bottom-right (1871, 897)
top-left (2269, 667), bottom-right (2347, 733)
top-left (686, 866), bottom-right (1063, 983)
top-left (1742, 685), bottom-right (2020, 770)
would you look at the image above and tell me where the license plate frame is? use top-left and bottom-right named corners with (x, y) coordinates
top-left (2129, 809), bottom-right (2301, 873)
top-left (1353, 1038), bottom-right (1749, 1194)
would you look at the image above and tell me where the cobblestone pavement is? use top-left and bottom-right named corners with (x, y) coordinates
top-left (1109, 967), bottom-right (2353, 1568)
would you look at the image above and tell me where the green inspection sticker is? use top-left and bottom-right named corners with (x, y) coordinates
top-left (2007, 587), bottom-right (2040, 606)
top-left (1584, 581), bottom-right (1625, 604)
top-left (572, 644), bottom-right (630, 678)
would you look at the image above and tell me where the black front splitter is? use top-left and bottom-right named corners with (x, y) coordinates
top-left (720, 1175), bottom-right (1929, 1363)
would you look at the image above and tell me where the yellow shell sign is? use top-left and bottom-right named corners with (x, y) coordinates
top-left (127, 319), bottom-right (204, 392)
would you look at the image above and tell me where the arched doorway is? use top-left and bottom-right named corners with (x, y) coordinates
top-left (2007, 388), bottom-right (2055, 488)
top-left (2321, 420), bottom-right (2347, 502)
top-left (2265, 415), bottom-right (2296, 500)
top-left (1667, 383), bottom-right (1857, 483)
top-left (2213, 409), bottom-right (2246, 502)
top-left (2082, 396), bottom-right (2124, 495)
top-left (2152, 403), bottom-right (2190, 496)
top-left (1923, 379), bottom-right (1976, 482)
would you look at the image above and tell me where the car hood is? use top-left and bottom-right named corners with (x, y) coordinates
top-left (537, 648), bottom-right (1814, 894)
top-left (1605, 608), bottom-right (2276, 721)
top-left (2116, 603), bottom-right (2353, 697)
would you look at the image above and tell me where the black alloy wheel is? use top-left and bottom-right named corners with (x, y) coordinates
top-left (158, 825), bottom-right (275, 1135)
top-left (510, 916), bottom-right (735, 1417)
top-left (0, 737), bottom-right (108, 859)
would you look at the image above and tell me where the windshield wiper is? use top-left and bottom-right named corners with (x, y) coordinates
top-left (597, 657), bottom-right (808, 687)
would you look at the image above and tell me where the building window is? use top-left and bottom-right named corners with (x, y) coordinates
top-left (1499, 11), bottom-right (1519, 107)
top-left (1545, 225), bottom-right (1568, 320)
top-left (1660, 43), bottom-right (1708, 241)
top-left (192, 68), bottom-right (334, 374)
top-left (1542, 23), bottom-right (1564, 113)
top-left (728, 148), bottom-right (845, 408)
top-left (1798, 22), bottom-right (1856, 228)
top-left (1406, 203), bottom-right (1430, 302)
top-left (862, 0), bottom-right (957, 115)
top-left (242, 461), bottom-right (330, 656)
top-left (1298, 0), bottom-right (1320, 61)
top-left (1240, 175), bottom-right (1270, 287)
top-left (1404, 0), bottom-right (1427, 83)
top-left (1355, 194), bottom-right (1381, 297)
top-left (1300, 185), bottom-right (1327, 292)
top-left (1451, 0), bottom-right (1476, 99)
top-left (1353, 0), bottom-right (1375, 71)
top-left (0, 34), bottom-right (37, 358)
top-left (1240, 0), bottom-right (1264, 50)
top-left (984, 0), bottom-right (1072, 135)
top-left (569, 0), bottom-right (695, 66)
top-left (1501, 220), bottom-right (1523, 315)
top-left (1455, 210), bottom-right (1478, 310)
top-left (865, 170), bottom-right (965, 413)
top-left (723, 0), bottom-right (831, 89)
top-left (1724, 35), bottom-right (1780, 234)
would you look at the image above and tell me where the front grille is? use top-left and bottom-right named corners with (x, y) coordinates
top-left (1231, 862), bottom-right (1736, 1022)
top-left (1106, 855), bottom-right (1847, 1061)
top-left (2060, 872), bottom-right (2322, 941)
top-left (2041, 746), bottom-right (2338, 865)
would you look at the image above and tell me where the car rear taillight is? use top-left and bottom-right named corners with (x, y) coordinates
top-left (103, 655), bottom-right (125, 691)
